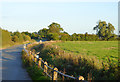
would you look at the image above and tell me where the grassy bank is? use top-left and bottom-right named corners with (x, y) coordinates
top-left (0, 39), bottom-right (35, 49)
top-left (29, 41), bottom-right (119, 80)
top-left (21, 49), bottom-right (50, 81)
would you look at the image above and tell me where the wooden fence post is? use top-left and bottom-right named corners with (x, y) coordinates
top-left (30, 51), bottom-right (31, 55)
top-left (44, 62), bottom-right (48, 73)
top-left (53, 67), bottom-right (58, 80)
top-left (34, 54), bottom-right (37, 62)
top-left (28, 51), bottom-right (31, 57)
top-left (88, 73), bottom-right (92, 82)
top-left (62, 68), bottom-right (66, 81)
top-left (38, 58), bottom-right (42, 68)
top-left (32, 55), bottom-right (34, 60)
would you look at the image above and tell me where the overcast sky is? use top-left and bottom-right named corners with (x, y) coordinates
top-left (0, 0), bottom-right (119, 34)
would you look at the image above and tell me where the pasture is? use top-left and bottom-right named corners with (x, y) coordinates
top-left (52, 41), bottom-right (118, 63)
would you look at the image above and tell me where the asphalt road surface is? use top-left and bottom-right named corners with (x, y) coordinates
top-left (0, 45), bottom-right (31, 80)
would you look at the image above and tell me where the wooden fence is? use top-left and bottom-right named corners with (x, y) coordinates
top-left (24, 44), bottom-right (88, 81)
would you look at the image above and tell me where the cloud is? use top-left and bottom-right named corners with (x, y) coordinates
top-left (1, 0), bottom-right (119, 2)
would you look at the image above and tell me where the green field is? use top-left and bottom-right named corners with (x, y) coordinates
top-left (53, 41), bottom-right (118, 63)
top-left (30, 41), bottom-right (119, 80)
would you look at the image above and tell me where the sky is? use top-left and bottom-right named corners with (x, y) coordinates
top-left (0, 0), bottom-right (119, 35)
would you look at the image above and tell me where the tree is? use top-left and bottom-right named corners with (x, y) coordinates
top-left (93, 20), bottom-right (115, 40)
top-left (47, 33), bottom-right (59, 40)
top-left (63, 31), bottom-right (69, 34)
top-left (38, 28), bottom-right (49, 38)
top-left (31, 33), bottom-right (36, 39)
top-left (31, 32), bottom-right (39, 39)
top-left (77, 34), bottom-right (81, 41)
top-left (21, 31), bottom-right (31, 37)
top-left (85, 32), bottom-right (88, 41)
top-left (12, 35), bottom-right (19, 42)
top-left (1, 29), bottom-right (13, 46)
top-left (24, 35), bottom-right (31, 41)
top-left (48, 22), bottom-right (63, 33)
top-left (60, 33), bottom-right (70, 41)
top-left (14, 31), bottom-right (24, 42)
top-left (71, 33), bottom-right (77, 41)
top-left (80, 34), bottom-right (85, 41)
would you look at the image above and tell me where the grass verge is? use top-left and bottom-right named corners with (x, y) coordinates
top-left (0, 40), bottom-right (35, 50)
top-left (21, 49), bottom-right (50, 81)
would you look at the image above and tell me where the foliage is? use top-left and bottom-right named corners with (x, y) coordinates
top-left (12, 35), bottom-right (19, 42)
top-left (35, 21), bottom-right (118, 41)
top-left (1, 28), bottom-right (32, 48)
top-left (48, 22), bottom-right (63, 33)
top-left (1, 28), bottom-right (13, 47)
top-left (24, 35), bottom-right (31, 41)
top-left (31, 32), bottom-right (39, 39)
top-left (38, 28), bottom-right (49, 38)
top-left (21, 50), bottom-right (50, 80)
top-left (93, 20), bottom-right (115, 40)
top-left (14, 31), bottom-right (24, 42)
top-left (21, 31), bottom-right (31, 37)
top-left (47, 33), bottom-right (59, 40)
top-left (60, 33), bottom-right (71, 41)
top-left (1, 20), bottom-right (118, 48)
top-left (31, 33), bottom-right (36, 39)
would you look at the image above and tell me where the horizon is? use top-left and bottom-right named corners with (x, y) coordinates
top-left (0, 1), bottom-right (119, 35)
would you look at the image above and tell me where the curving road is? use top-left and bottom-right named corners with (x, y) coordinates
top-left (0, 45), bottom-right (32, 80)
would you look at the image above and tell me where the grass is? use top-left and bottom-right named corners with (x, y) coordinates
top-left (0, 39), bottom-right (35, 49)
top-left (28, 41), bottom-right (119, 80)
top-left (52, 41), bottom-right (118, 63)
top-left (21, 49), bottom-right (50, 81)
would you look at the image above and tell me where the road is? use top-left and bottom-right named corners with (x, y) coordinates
top-left (0, 45), bottom-right (32, 80)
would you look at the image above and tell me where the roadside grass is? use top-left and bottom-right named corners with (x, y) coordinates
top-left (0, 39), bottom-right (35, 49)
top-left (21, 49), bottom-right (50, 81)
top-left (29, 41), bottom-right (119, 80)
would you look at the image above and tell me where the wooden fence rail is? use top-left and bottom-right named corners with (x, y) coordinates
top-left (24, 44), bottom-right (87, 81)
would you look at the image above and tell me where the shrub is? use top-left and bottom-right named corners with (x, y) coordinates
top-left (12, 35), bottom-right (19, 42)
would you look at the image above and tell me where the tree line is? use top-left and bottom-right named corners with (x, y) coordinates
top-left (1, 20), bottom-right (119, 47)
top-left (37, 20), bottom-right (119, 41)
top-left (0, 28), bottom-right (32, 47)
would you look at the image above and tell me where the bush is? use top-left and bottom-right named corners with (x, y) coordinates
top-left (47, 33), bottom-right (59, 40)
top-left (12, 35), bottom-right (19, 42)
top-left (21, 49), bottom-right (50, 80)
top-left (14, 31), bottom-right (24, 42)
top-left (24, 35), bottom-right (31, 41)
top-left (2, 29), bottom-right (13, 47)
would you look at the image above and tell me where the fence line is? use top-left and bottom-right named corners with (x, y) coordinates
top-left (23, 44), bottom-right (87, 81)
